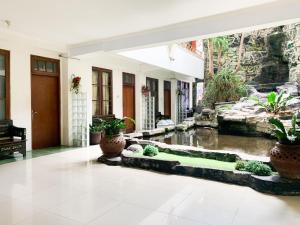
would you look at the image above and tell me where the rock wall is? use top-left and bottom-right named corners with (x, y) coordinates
top-left (204, 23), bottom-right (300, 87)
top-left (283, 23), bottom-right (300, 82)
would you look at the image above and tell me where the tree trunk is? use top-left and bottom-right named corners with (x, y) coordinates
top-left (208, 39), bottom-right (214, 76)
top-left (217, 48), bottom-right (222, 72)
top-left (236, 33), bottom-right (245, 72)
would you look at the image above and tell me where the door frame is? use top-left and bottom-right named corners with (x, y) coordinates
top-left (163, 80), bottom-right (171, 117)
top-left (0, 49), bottom-right (10, 119)
top-left (30, 55), bottom-right (61, 148)
top-left (122, 72), bottom-right (136, 131)
top-left (146, 77), bottom-right (159, 114)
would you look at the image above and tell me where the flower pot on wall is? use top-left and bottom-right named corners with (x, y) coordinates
top-left (100, 133), bottom-right (126, 158)
top-left (270, 143), bottom-right (300, 180)
top-left (90, 132), bottom-right (102, 145)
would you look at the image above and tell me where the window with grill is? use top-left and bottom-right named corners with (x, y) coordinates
top-left (92, 67), bottom-right (113, 116)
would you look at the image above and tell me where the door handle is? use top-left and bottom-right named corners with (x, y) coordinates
top-left (31, 110), bottom-right (38, 119)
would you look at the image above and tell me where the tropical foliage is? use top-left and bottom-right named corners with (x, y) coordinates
top-left (251, 91), bottom-right (293, 114)
top-left (203, 69), bottom-right (247, 108)
top-left (269, 114), bottom-right (300, 145)
top-left (206, 33), bottom-right (245, 76)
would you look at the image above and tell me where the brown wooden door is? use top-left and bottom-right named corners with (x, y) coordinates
top-left (123, 73), bottom-right (135, 133)
top-left (164, 81), bottom-right (171, 118)
top-left (31, 56), bottom-right (60, 149)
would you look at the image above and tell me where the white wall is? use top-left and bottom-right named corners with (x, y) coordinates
top-left (0, 33), bottom-right (197, 150)
top-left (119, 44), bottom-right (204, 79)
top-left (0, 35), bottom-right (66, 150)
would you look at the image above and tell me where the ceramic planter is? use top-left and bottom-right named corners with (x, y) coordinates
top-left (100, 133), bottom-right (126, 158)
top-left (270, 143), bottom-right (300, 180)
top-left (90, 132), bottom-right (102, 145)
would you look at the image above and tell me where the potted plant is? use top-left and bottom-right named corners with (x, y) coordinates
top-left (89, 124), bottom-right (102, 145)
top-left (99, 118), bottom-right (127, 157)
top-left (269, 114), bottom-right (300, 180)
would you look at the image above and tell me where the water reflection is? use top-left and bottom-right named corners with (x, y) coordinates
top-left (144, 128), bottom-right (276, 156)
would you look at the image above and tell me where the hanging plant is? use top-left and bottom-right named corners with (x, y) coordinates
top-left (176, 89), bottom-right (185, 96)
top-left (70, 75), bottom-right (81, 94)
top-left (141, 85), bottom-right (150, 96)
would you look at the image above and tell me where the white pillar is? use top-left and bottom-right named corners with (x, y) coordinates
top-left (135, 72), bottom-right (146, 131)
top-left (171, 79), bottom-right (177, 124)
top-left (113, 68), bottom-right (123, 118)
top-left (60, 58), bottom-right (71, 146)
top-left (189, 81), bottom-right (193, 110)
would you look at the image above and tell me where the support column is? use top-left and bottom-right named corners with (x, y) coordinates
top-left (135, 72), bottom-right (146, 131)
top-left (171, 79), bottom-right (178, 124)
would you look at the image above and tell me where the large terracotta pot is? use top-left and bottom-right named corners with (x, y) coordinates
top-left (90, 132), bottom-right (102, 145)
top-left (100, 133), bottom-right (126, 158)
top-left (270, 143), bottom-right (300, 180)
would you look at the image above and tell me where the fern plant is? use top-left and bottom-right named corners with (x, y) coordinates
top-left (269, 114), bottom-right (300, 145)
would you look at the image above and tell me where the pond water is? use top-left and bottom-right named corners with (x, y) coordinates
top-left (143, 128), bottom-right (276, 156)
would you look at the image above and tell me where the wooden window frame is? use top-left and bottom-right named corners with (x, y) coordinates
top-left (31, 55), bottom-right (60, 77)
top-left (123, 72), bottom-right (135, 86)
top-left (0, 49), bottom-right (10, 120)
top-left (92, 67), bottom-right (113, 116)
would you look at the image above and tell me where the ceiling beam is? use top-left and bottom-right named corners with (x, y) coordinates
top-left (69, 0), bottom-right (300, 56)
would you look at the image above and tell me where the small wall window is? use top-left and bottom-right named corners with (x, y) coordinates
top-left (92, 67), bottom-right (113, 116)
top-left (0, 49), bottom-right (10, 120)
top-left (33, 58), bottom-right (57, 74)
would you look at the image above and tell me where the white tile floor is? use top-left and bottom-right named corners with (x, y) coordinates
top-left (0, 146), bottom-right (300, 225)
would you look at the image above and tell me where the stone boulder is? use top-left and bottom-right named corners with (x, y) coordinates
top-left (276, 82), bottom-right (299, 96)
top-left (127, 144), bottom-right (143, 152)
top-left (287, 97), bottom-right (300, 109)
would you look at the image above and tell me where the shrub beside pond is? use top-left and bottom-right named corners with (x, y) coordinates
top-left (143, 145), bottom-right (159, 157)
top-left (235, 160), bottom-right (272, 176)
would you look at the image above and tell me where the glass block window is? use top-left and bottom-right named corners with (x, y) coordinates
top-left (92, 67), bottom-right (113, 116)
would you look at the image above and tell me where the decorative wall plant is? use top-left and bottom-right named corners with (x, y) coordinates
top-left (141, 85), bottom-right (150, 96)
top-left (70, 75), bottom-right (81, 94)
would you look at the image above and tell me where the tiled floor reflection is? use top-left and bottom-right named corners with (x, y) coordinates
top-left (0, 146), bottom-right (299, 225)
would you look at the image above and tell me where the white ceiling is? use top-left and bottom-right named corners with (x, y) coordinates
top-left (0, 0), bottom-right (276, 46)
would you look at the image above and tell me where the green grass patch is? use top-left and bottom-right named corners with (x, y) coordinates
top-left (133, 151), bottom-right (236, 171)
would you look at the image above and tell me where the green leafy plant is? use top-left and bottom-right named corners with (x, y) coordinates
top-left (96, 118), bottom-right (125, 137)
top-left (244, 161), bottom-right (272, 176)
top-left (235, 160), bottom-right (246, 170)
top-left (89, 118), bottom-right (104, 133)
top-left (251, 90), bottom-right (293, 114)
top-left (203, 69), bottom-right (247, 108)
top-left (143, 145), bottom-right (159, 157)
top-left (269, 114), bottom-right (300, 145)
top-left (89, 124), bottom-right (102, 133)
top-left (235, 160), bottom-right (272, 176)
top-left (97, 117), bottom-right (135, 137)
